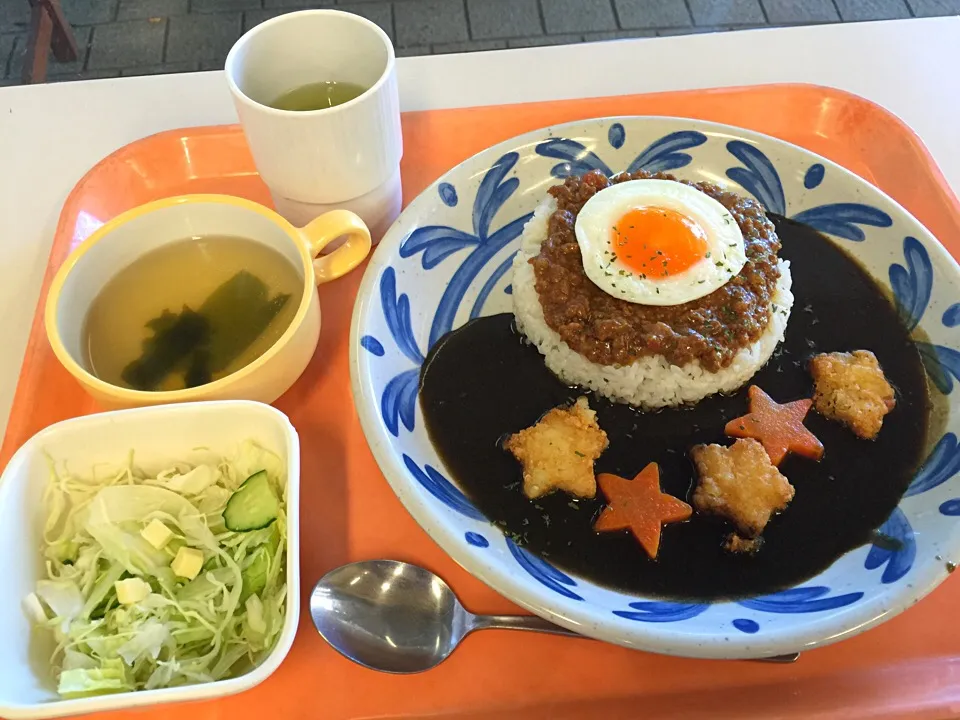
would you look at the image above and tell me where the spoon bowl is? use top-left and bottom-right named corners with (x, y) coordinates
top-left (310, 560), bottom-right (467, 673)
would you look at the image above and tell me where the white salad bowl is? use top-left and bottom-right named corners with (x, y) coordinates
top-left (350, 116), bottom-right (960, 659)
top-left (0, 400), bottom-right (300, 719)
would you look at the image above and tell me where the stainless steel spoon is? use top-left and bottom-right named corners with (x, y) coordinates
top-left (309, 559), bottom-right (799, 672)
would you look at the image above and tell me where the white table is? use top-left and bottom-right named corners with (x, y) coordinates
top-left (1, 17), bottom-right (958, 441)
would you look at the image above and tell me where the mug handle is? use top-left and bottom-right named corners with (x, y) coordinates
top-left (298, 209), bottom-right (372, 284)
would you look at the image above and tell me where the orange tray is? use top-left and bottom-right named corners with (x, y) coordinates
top-left (5, 83), bottom-right (960, 720)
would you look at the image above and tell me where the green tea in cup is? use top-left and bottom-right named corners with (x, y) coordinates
top-left (271, 81), bottom-right (367, 111)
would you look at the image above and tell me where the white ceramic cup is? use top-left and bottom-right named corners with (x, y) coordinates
top-left (225, 10), bottom-right (403, 236)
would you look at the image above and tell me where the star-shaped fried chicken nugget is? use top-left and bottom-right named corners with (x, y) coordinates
top-left (691, 438), bottom-right (795, 539)
top-left (810, 350), bottom-right (895, 440)
top-left (594, 463), bottom-right (692, 559)
top-left (503, 396), bottom-right (608, 499)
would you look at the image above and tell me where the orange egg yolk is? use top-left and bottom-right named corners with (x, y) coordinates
top-left (611, 207), bottom-right (708, 277)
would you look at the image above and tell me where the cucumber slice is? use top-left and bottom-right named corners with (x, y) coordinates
top-left (223, 471), bottom-right (279, 532)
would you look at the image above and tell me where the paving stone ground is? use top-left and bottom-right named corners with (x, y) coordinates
top-left (1, 0), bottom-right (958, 84)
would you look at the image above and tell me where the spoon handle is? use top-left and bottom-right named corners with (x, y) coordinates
top-left (467, 614), bottom-right (799, 663)
top-left (468, 613), bottom-right (581, 637)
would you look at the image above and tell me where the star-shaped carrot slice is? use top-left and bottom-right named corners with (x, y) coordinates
top-left (593, 463), bottom-right (692, 559)
top-left (725, 385), bottom-right (824, 466)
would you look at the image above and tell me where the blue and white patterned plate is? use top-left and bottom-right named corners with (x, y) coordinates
top-left (349, 117), bottom-right (960, 658)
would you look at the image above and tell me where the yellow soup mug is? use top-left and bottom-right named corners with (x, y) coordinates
top-left (45, 194), bottom-right (371, 409)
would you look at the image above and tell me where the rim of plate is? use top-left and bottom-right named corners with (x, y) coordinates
top-left (349, 115), bottom-right (960, 659)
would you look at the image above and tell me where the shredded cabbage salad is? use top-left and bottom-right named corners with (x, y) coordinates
top-left (24, 440), bottom-right (287, 698)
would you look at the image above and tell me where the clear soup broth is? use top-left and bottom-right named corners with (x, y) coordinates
top-left (84, 235), bottom-right (302, 391)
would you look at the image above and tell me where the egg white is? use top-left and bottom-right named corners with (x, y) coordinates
top-left (574, 179), bottom-right (747, 306)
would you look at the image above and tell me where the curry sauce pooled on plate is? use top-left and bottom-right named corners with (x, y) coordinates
top-left (419, 170), bottom-right (930, 601)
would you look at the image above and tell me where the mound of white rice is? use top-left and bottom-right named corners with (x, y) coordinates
top-left (511, 197), bottom-right (794, 409)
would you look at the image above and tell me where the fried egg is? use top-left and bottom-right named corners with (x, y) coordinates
top-left (574, 179), bottom-right (746, 306)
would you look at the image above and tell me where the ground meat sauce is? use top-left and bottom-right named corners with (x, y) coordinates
top-left (531, 169), bottom-right (782, 372)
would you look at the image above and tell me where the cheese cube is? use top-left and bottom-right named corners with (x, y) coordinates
top-left (115, 578), bottom-right (151, 605)
top-left (140, 519), bottom-right (173, 550)
top-left (172, 547), bottom-right (204, 580)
